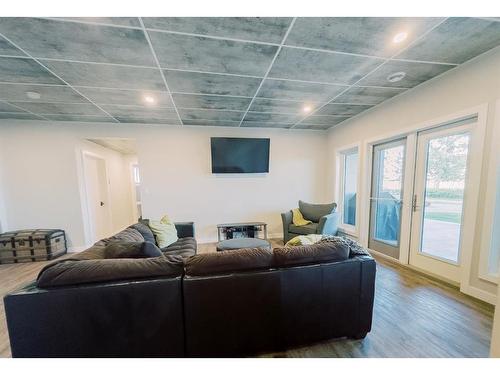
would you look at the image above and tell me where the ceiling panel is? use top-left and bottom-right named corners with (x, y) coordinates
top-left (45, 114), bottom-right (116, 122)
top-left (293, 124), bottom-right (331, 130)
top-left (0, 83), bottom-right (88, 103)
top-left (241, 121), bottom-right (291, 129)
top-left (165, 70), bottom-right (260, 97)
top-left (149, 32), bottom-right (278, 75)
top-left (257, 79), bottom-right (346, 102)
top-left (248, 98), bottom-right (321, 114)
top-left (1, 17), bottom-right (499, 130)
top-left (397, 18), bottom-right (500, 64)
top-left (357, 60), bottom-right (454, 88)
top-left (300, 115), bottom-right (350, 125)
top-left (183, 119), bottom-right (240, 127)
top-left (143, 17), bottom-right (292, 44)
top-left (315, 103), bottom-right (373, 116)
top-left (268, 47), bottom-right (383, 85)
top-left (0, 57), bottom-right (63, 84)
top-left (243, 112), bottom-right (299, 123)
top-left (0, 35), bottom-right (25, 56)
top-left (101, 105), bottom-right (177, 120)
top-left (172, 93), bottom-right (251, 111)
top-left (333, 86), bottom-right (405, 105)
top-left (58, 17), bottom-right (141, 28)
top-left (178, 109), bottom-right (244, 122)
top-left (0, 101), bottom-right (26, 112)
top-left (41, 60), bottom-right (165, 90)
top-left (0, 18), bottom-right (155, 66)
top-left (12, 102), bottom-right (106, 116)
top-left (77, 87), bottom-right (173, 107)
top-left (0, 112), bottom-right (40, 120)
top-left (285, 18), bottom-right (443, 57)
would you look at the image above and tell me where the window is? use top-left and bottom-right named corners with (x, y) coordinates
top-left (339, 148), bottom-right (359, 230)
top-left (132, 164), bottom-right (142, 220)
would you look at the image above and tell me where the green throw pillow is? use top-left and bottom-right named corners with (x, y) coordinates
top-left (148, 215), bottom-right (178, 248)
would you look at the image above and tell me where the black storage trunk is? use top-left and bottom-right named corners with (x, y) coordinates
top-left (0, 229), bottom-right (67, 264)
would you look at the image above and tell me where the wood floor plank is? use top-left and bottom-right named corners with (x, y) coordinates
top-left (0, 241), bottom-right (494, 358)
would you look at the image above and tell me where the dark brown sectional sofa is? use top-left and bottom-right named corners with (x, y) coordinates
top-left (4, 221), bottom-right (376, 358)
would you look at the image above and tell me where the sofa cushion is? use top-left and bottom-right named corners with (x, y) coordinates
top-left (163, 237), bottom-right (197, 251)
top-left (128, 222), bottom-right (156, 244)
top-left (165, 247), bottom-right (197, 259)
top-left (185, 247), bottom-right (272, 276)
top-left (102, 227), bottom-right (144, 244)
top-left (273, 240), bottom-right (349, 268)
top-left (299, 200), bottom-right (337, 222)
top-left (288, 222), bottom-right (318, 235)
top-left (36, 255), bottom-right (184, 288)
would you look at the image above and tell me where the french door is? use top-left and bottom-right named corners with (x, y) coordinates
top-left (368, 139), bottom-right (406, 259)
top-left (408, 124), bottom-right (472, 282)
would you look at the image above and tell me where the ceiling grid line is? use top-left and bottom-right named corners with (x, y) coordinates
top-left (0, 99), bottom-right (51, 121)
top-left (237, 18), bottom-right (298, 127)
top-left (290, 17), bottom-right (450, 129)
top-left (0, 32), bottom-right (121, 123)
top-left (138, 17), bottom-right (184, 126)
top-left (1, 17), bottom-right (499, 129)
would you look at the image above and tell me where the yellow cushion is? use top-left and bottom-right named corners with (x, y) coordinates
top-left (148, 215), bottom-right (178, 248)
top-left (292, 208), bottom-right (312, 226)
top-left (285, 234), bottom-right (324, 247)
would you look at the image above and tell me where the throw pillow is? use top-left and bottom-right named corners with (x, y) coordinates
top-left (292, 208), bottom-right (312, 226)
top-left (148, 215), bottom-right (178, 248)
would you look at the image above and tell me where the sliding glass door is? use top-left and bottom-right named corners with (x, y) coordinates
top-left (368, 139), bottom-right (406, 259)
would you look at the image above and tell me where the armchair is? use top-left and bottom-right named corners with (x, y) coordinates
top-left (281, 200), bottom-right (339, 243)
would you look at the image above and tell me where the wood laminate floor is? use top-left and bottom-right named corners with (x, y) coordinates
top-left (0, 240), bottom-right (494, 358)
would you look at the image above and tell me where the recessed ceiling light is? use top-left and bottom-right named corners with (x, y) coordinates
top-left (143, 95), bottom-right (156, 105)
top-left (26, 91), bottom-right (41, 100)
top-left (393, 32), bottom-right (408, 44)
top-left (387, 72), bottom-right (406, 83)
top-left (303, 105), bottom-right (312, 113)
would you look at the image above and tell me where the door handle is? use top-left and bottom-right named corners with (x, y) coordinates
top-left (412, 195), bottom-right (419, 212)
top-left (100, 201), bottom-right (105, 207)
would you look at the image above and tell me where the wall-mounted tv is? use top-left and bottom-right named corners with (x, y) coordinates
top-left (211, 137), bottom-right (270, 174)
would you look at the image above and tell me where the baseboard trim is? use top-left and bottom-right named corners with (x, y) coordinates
top-left (460, 284), bottom-right (497, 306)
top-left (369, 248), bottom-right (496, 305)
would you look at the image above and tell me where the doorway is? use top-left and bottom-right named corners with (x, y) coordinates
top-left (83, 153), bottom-right (112, 244)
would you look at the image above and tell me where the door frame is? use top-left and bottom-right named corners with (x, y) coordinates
top-left (358, 104), bottom-right (488, 290)
top-left (80, 150), bottom-right (113, 245)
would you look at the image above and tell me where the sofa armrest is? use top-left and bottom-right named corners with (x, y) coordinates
top-left (281, 210), bottom-right (292, 230)
top-left (317, 212), bottom-right (340, 235)
top-left (175, 222), bottom-right (195, 238)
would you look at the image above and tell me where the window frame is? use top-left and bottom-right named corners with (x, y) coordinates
top-left (336, 145), bottom-right (361, 237)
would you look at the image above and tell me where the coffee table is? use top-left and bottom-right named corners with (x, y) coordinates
top-left (216, 237), bottom-right (271, 252)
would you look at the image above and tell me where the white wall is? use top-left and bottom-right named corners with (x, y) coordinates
top-left (137, 126), bottom-right (327, 242)
top-left (0, 123), bottom-right (327, 246)
top-left (326, 46), bottom-right (500, 302)
top-left (0, 126), bottom-right (136, 249)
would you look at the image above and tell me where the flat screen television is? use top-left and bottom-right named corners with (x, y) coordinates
top-left (211, 137), bottom-right (270, 174)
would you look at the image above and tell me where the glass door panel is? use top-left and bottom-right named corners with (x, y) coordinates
top-left (409, 123), bottom-right (473, 282)
top-left (420, 133), bottom-right (470, 263)
top-left (369, 139), bottom-right (406, 258)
